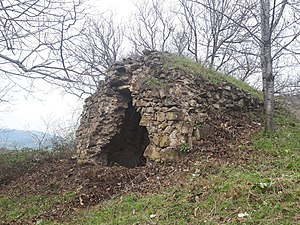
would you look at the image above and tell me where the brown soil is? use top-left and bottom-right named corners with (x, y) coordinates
top-left (0, 110), bottom-right (262, 225)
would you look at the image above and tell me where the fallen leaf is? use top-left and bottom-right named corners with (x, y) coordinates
top-left (194, 207), bottom-right (200, 217)
top-left (238, 212), bottom-right (249, 218)
top-left (149, 214), bottom-right (156, 219)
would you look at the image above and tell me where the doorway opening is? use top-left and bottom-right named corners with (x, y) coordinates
top-left (105, 100), bottom-right (150, 168)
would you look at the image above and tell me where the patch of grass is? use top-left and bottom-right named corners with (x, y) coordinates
top-left (179, 143), bottom-right (191, 153)
top-left (163, 54), bottom-right (220, 82)
top-left (163, 54), bottom-right (262, 99)
top-left (225, 75), bottom-right (262, 100)
top-left (75, 161), bottom-right (299, 224)
top-left (0, 192), bottom-right (75, 223)
top-left (143, 76), bottom-right (166, 88)
top-left (74, 190), bottom-right (201, 224)
top-left (188, 165), bottom-right (299, 224)
top-left (252, 111), bottom-right (300, 159)
top-left (251, 111), bottom-right (300, 186)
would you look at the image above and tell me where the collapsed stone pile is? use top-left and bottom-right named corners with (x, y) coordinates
top-left (76, 51), bottom-right (261, 167)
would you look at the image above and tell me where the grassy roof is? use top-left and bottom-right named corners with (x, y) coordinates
top-left (163, 54), bottom-right (262, 100)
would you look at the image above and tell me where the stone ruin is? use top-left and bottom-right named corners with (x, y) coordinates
top-left (76, 51), bottom-right (260, 167)
top-left (278, 95), bottom-right (300, 120)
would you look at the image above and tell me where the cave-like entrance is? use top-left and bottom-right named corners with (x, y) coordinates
top-left (105, 99), bottom-right (150, 168)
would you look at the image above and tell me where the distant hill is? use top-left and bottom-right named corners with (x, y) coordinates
top-left (0, 129), bottom-right (53, 150)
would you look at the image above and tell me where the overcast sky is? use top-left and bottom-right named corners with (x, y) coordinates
top-left (0, 0), bottom-right (135, 132)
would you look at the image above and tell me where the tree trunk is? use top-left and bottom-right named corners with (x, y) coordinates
top-left (260, 0), bottom-right (275, 132)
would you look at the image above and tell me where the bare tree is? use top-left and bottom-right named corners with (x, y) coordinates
top-left (0, 81), bottom-right (14, 104)
top-left (128, 0), bottom-right (174, 54)
top-left (48, 105), bottom-right (81, 152)
top-left (178, 0), bottom-right (253, 70)
top-left (0, 0), bottom-right (85, 95)
top-left (177, 0), bottom-right (201, 62)
top-left (170, 29), bottom-right (190, 56)
top-left (64, 13), bottom-right (125, 96)
top-left (256, 0), bottom-right (300, 131)
top-left (190, 0), bottom-right (300, 132)
top-left (223, 42), bottom-right (261, 82)
top-left (27, 130), bottom-right (50, 150)
top-left (26, 117), bottom-right (54, 150)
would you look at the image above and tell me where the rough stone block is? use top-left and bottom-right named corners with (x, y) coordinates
top-left (181, 125), bottom-right (190, 134)
top-left (193, 128), bottom-right (201, 141)
top-left (139, 114), bottom-right (151, 126)
top-left (158, 122), bottom-right (168, 130)
top-left (169, 130), bottom-right (178, 147)
top-left (166, 111), bottom-right (182, 121)
top-left (160, 147), bottom-right (180, 162)
top-left (156, 112), bottom-right (165, 122)
top-left (159, 135), bottom-right (169, 148)
top-left (152, 134), bottom-right (160, 146)
top-left (144, 145), bottom-right (160, 160)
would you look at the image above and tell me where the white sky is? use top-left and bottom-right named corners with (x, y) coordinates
top-left (0, 0), bottom-right (135, 132)
top-left (0, 81), bottom-right (83, 132)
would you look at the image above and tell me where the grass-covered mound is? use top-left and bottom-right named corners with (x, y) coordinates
top-left (163, 54), bottom-right (262, 100)
top-left (0, 54), bottom-right (299, 224)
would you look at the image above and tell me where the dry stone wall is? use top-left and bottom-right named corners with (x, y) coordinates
top-left (76, 51), bottom-right (261, 167)
top-left (278, 95), bottom-right (300, 120)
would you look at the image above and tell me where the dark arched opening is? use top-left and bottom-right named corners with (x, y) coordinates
top-left (106, 100), bottom-right (150, 168)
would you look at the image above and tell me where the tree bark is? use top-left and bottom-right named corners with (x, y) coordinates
top-left (260, 0), bottom-right (275, 132)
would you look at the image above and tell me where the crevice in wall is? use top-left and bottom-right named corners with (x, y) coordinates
top-left (104, 99), bottom-right (149, 168)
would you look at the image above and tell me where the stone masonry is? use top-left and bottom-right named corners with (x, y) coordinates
top-left (76, 51), bottom-right (260, 167)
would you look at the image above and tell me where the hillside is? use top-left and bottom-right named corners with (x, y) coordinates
top-left (0, 53), bottom-right (299, 225)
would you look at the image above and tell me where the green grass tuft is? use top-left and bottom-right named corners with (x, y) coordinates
top-left (143, 76), bottom-right (166, 88)
top-left (252, 111), bottom-right (300, 159)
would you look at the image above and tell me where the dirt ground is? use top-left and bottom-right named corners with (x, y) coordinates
top-left (0, 110), bottom-right (262, 225)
